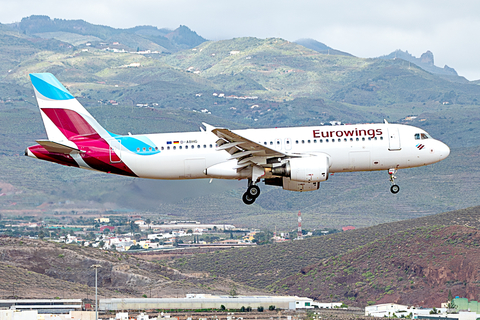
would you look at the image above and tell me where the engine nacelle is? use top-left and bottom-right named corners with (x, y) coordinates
top-left (271, 154), bottom-right (330, 183)
top-left (282, 177), bottom-right (320, 192)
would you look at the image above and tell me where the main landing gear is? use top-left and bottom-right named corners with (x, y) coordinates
top-left (242, 181), bottom-right (261, 205)
top-left (388, 168), bottom-right (400, 194)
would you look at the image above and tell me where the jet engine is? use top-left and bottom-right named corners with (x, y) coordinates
top-left (266, 154), bottom-right (330, 192)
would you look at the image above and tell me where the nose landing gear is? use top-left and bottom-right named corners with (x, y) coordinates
top-left (242, 181), bottom-right (261, 205)
top-left (389, 168), bottom-right (400, 194)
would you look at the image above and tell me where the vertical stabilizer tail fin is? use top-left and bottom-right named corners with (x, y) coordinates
top-left (30, 73), bottom-right (109, 143)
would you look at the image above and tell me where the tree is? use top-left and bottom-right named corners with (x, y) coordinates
top-left (253, 231), bottom-right (274, 245)
top-left (130, 221), bottom-right (140, 233)
top-left (448, 289), bottom-right (453, 302)
top-left (229, 284), bottom-right (237, 297)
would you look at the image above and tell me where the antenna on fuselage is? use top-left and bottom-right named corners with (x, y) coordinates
top-left (384, 119), bottom-right (389, 124)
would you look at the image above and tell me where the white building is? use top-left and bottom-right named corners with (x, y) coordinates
top-left (100, 295), bottom-right (317, 311)
top-left (365, 303), bottom-right (477, 320)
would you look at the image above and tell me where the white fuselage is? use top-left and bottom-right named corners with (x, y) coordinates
top-left (114, 123), bottom-right (450, 180)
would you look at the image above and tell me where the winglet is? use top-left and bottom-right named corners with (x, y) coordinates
top-left (202, 122), bottom-right (217, 132)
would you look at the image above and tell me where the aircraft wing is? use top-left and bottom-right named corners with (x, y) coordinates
top-left (212, 128), bottom-right (286, 170)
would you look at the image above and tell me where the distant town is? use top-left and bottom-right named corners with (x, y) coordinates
top-left (0, 214), bottom-right (342, 253)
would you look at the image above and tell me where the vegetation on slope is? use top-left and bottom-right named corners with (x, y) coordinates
top-left (0, 237), bottom-right (262, 299)
top-left (273, 225), bottom-right (480, 307)
top-left (171, 206), bottom-right (480, 291)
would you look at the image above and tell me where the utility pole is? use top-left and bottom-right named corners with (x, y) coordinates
top-left (91, 264), bottom-right (102, 320)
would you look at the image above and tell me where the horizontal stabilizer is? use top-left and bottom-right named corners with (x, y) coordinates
top-left (35, 140), bottom-right (82, 154)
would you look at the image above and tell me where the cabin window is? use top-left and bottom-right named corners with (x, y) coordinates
top-left (270, 141), bottom-right (273, 145)
top-left (295, 140), bottom-right (299, 144)
top-left (368, 137), bottom-right (371, 141)
top-left (203, 145), bottom-right (207, 148)
top-left (209, 144), bottom-right (213, 148)
top-left (143, 147), bottom-right (146, 151)
top-left (338, 138), bottom-right (341, 142)
top-left (286, 140), bottom-right (290, 144)
top-left (344, 138), bottom-right (347, 142)
top-left (191, 145), bottom-right (194, 149)
top-left (362, 137), bottom-right (365, 141)
top-left (161, 147), bottom-right (164, 150)
top-left (149, 147), bottom-right (152, 151)
top-left (326, 139), bottom-right (329, 142)
top-left (350, 138), bottom-right (353, 141)
top-left (167, 146), bottom-right (170, 150)
top-left (155, 147), bottom-right (158, 151)
top-left (301, 140), bottom-right (305, 144)
top-left (332, 139), bottom-right (335, 143)
top-left (380, 137), bottom-right (384, 140)
top-left (173, 146), bottom-right (176, 150)
top-left (277, 140), bottom-right (280, 145)
top-left (320, 139), bottom-right (323, 143)
top-left (179, 146), bottom-right (182, 149)
top-left (314, 139), bottom-right (317, 143)
top-left (374, 137), bottom-right (377, 140)
top-left (185, 145), bottom-right (188, 149)
top-left (264, 142), bottom-right (267, 145)
top-left (137, 148), bottom-right (140, 152)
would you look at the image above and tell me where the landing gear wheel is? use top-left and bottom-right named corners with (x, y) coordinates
top-left (242, 193), bottom-right (256, 205)
top-left (247, 185), bottom-right (261, 198)
top-left (390, 184), bottom-right (400, 194)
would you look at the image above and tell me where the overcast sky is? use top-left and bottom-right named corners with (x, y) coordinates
top-left (2, 0), bottom-right (480, 80)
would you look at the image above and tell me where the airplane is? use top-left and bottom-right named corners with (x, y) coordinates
top-left (25, 73), bottom-right (450, 205)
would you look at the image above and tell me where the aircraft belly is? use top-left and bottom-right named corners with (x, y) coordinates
top-left (121, 152), bottom-right (226, 179)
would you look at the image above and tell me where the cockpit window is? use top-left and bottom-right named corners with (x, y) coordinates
top-left (415, 133), bottom-right (430, 140)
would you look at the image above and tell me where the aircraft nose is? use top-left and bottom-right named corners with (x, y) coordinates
top-left (438, 142), bottom-right (450, 161)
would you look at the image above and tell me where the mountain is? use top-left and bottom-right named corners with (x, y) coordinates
top-left (295, 38), bottom-right (353, 56)
top-left (378, 49), bottom-right (460, 78)
top-left (6, 15), bottom-right (207, 52)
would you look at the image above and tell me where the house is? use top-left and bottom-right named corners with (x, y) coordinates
top-left (100, 226), bottom-right (115, 233)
